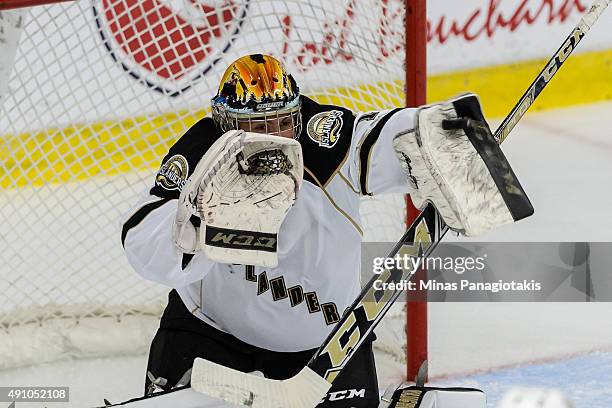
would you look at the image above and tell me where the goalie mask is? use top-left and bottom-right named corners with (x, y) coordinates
top-left (211, 54), bottom-right (302, 139)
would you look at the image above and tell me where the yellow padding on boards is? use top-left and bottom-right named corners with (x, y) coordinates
top-left (429, 48), bottom-right (612, 118)
top-left (1, 111), bottom-right (204, 188)
top-left (1, 48), bottom-right (611, 189)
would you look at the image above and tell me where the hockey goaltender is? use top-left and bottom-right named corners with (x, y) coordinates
top-left (114, 54), bottom-right (531, 408)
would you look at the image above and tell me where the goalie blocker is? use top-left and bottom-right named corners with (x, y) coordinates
top-left (393, 94), bottom-right (533, 236)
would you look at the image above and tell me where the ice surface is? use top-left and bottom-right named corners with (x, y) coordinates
top-left (432, 352), bottom-right (612, 407)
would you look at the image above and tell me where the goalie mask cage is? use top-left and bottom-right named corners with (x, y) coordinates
top-left (0, 0), bottom-right (427, 380)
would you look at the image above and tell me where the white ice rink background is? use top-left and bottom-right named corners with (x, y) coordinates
top-left (1, 101), bottom-right (611, 406)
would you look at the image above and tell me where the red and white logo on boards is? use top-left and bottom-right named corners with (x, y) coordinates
top-left (94, 0), bottom-right (250, 96)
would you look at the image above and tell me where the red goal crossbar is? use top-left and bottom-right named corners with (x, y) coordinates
top-left (0, 0), bottom-right (72, 10)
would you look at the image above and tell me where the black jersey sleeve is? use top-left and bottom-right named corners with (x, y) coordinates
top-left (298, 96), bottom-right (356, 187)
top-left (150, 117), bottom-right (222, 199)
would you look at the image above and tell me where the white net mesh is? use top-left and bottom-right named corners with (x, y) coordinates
top-left (0, 0), bottom-right (409, 369)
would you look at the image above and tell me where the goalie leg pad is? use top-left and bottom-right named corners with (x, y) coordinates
top-left (393, 94), bottom-right (533, 236)
top-left (381, 386), bottom-right (486, 408)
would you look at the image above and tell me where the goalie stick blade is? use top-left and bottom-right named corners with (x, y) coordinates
top-left (191, 358), bottom-right (331, 408)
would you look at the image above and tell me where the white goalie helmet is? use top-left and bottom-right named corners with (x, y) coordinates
top-left (211, 54), bottom-right (302, 139)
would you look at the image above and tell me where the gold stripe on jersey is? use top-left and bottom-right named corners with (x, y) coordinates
top-left (338, 171), bottom-right (360, 195)
top-left (304, 167), bottom-right (363, 236)
top-left (322, 147), bottom-right (351, 189)
top-left (189, 281), bottom-right (204, 314)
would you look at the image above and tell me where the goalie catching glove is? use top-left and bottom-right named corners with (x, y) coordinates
top-left (393, 93), bottom-right (533, 236)
top-left (173, 130), bottom-right (303, 267)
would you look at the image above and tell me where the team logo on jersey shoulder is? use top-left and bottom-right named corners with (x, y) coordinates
top-left (156, 155), bottom-right (189, 191)
top-left (306, 110), bottom-right (344, 148)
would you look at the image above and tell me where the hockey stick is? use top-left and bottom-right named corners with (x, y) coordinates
top-left (190, 1), bottom-right (610, 406)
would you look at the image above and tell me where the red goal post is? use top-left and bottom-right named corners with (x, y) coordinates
top-left (405, 0), bottom-right (428, 383)
top-left (0, 0), bottom-right (428, 381)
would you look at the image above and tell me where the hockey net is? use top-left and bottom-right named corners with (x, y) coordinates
top-left (0, 0), bottom-right (417, 371)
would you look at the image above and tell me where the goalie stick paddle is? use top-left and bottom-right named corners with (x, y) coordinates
top-left (190, 1), bottom-right (611, 407)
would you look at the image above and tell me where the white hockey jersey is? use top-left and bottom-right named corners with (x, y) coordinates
top-left (121, 96), bottom-right (415, 352)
